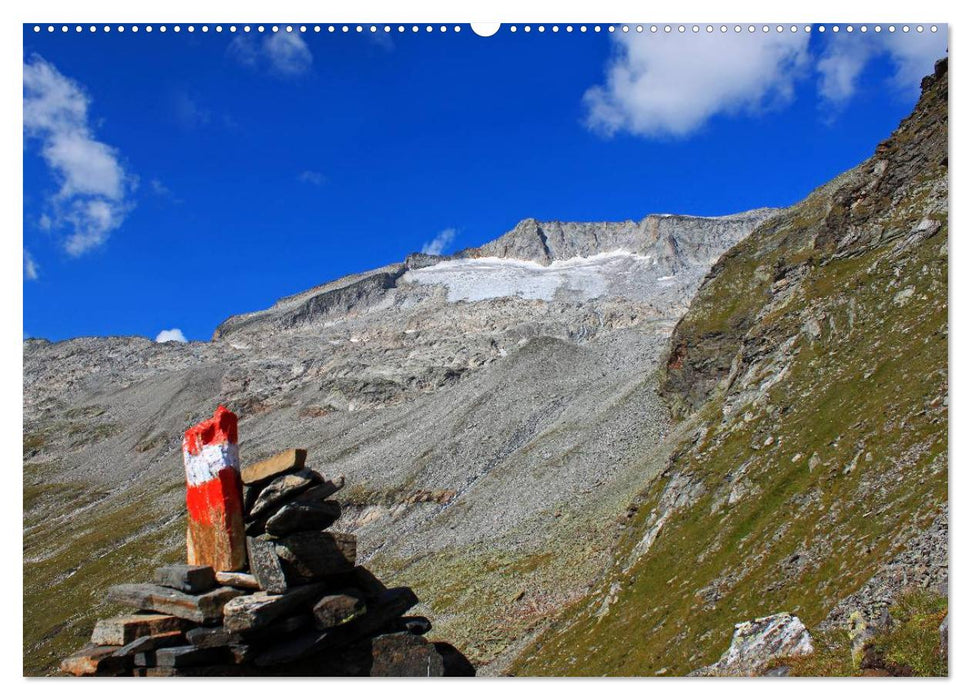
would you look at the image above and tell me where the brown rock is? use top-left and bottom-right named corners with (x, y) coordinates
top-left (106, 583), bottom-right (244, 624)
top-left (313, 591), bottom-right (366, 630)
top-left (241, 448), bottom-right (307, 485)
top-left (91, 614), bottom-right (186, 645)
top-left (60, 644), bottom-right (125, 676)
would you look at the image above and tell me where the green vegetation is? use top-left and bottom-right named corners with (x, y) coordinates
top-left (23, 477), bottom-right (184, 675)
top-left (787, 590), bottom-right (947, 677)
top-left (512, 70), bottom-right (947, 675)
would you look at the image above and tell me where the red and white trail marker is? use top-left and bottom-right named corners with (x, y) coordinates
top-left (182, 405), bottom-right (247, 571)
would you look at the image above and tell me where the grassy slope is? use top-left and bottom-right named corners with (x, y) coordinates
top-left (512, 64), bottom-right (947, 677)
top-left (23, 455), bottom-right (185, 675)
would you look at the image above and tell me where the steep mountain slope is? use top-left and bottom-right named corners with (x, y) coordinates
top-left (512, 60), bottom-right (947, 676)
top-left (23, 208), bottom-right (774, 674)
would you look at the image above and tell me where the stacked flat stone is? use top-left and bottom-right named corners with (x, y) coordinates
top-left (60, 450), bottom-right (474, 677)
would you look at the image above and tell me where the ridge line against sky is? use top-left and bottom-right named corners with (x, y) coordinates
top-left (22, 24), bottom-right (947, 342)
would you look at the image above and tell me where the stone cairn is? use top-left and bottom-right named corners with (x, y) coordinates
top-left (60, 406), bottom-right (473, 677)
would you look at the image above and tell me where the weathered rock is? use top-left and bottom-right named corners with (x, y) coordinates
top-left (154, 645), bottom-right (231, 668)
top-left (691, 613), bottom-right (814, 677)
top-left (106, 583), bottom-right (244, 625)
top-left (247, 536), bottom-right (289, 593)
top-left (215, 570), bottom-right (261, 590)
top-left (110, 630), bottom-right (185, 658)
top-left (274, 530), bottom-right (357, 578)
top-left (60, 644), bottom-right (126, 676)
top-left (223, 584), bottom-right (326, 633)
top-left (249, 469), bottom-right (321, 518)
top-left (241, 448), bottom-right (307, 485)
top-left (369, 632), bottom-right (445, 677)
top-left (291, 476), bottom-right (346, 505)
top-left (185, 625), bottom-right (234, 649)
top-left (154, 564), bottom-right (216, 594)
top-left (265, 500), bottom-right (341, 537)
top-left (313, 591), bottom-right (366, 630)
top-left (91, 613), bottom-right (186, 645)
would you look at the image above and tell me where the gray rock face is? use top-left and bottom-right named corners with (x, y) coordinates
top-left (691, 613), bottom-right (814, 676)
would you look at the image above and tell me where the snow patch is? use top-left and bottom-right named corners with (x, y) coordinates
top-left (402, 250), bottom-right (655, 302)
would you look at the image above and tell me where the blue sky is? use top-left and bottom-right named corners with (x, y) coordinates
top-left (23, 24), bottom-right (947, 342)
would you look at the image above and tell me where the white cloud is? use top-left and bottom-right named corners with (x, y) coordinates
top-left (229, 32), bottom-right (313, 77)
top-left (584, 31), bottom-right (811, 138)
top-left (818, 31), bottom-right (948, 107)
top-left (24, 250), bottom-right (39, 281)
top-left (155, 328), bottom-right (187, 343)
top-left (421, 228), bottom-right (456, 256)
top-left (23, 55), bottom-right (136, 255)
top-left (298, 170), bottom-right (326, 186)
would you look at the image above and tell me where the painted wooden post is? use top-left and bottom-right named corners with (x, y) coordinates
top-left (182, 405), bottom-right (247, 571)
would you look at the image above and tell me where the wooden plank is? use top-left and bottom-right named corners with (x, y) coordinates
top-left (241, 448), bottom-right (307, 485)
top-left (182, 405), bottom-right (247, 571)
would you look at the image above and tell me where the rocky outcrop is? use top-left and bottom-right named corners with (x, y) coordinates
top-left (466, 210), bottom-right (776, 266)
top-left (690, 613), bottom-right (813, 676)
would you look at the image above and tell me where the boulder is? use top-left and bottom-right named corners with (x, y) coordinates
top-left (690, 612), bottom-right (814, 676)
